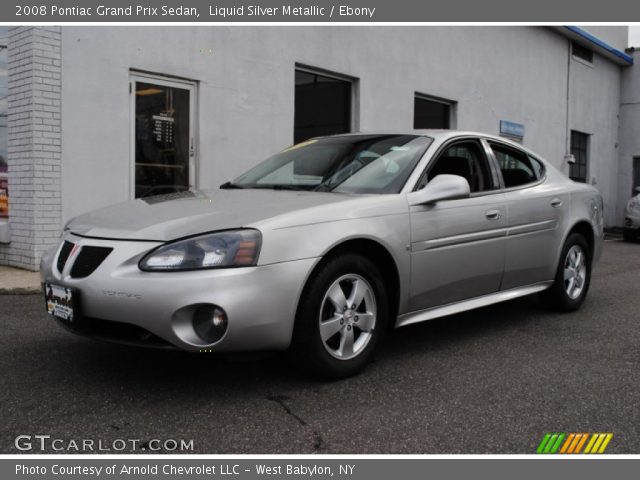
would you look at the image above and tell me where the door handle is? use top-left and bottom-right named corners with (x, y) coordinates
top-left (551, 198), bottom-right (563, 208)
top-left (485, 209), bottom-right (502, 220)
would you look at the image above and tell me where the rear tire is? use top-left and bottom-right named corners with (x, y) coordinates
top-left (289, 254), bottom-right (389, 379)
top-left (541, 233), bottom-right (591, 312)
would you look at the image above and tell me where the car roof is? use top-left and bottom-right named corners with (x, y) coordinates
top-left (321, 130), bottom-right (541, 158)
top-left (325, 129), bottom-right (513, 142)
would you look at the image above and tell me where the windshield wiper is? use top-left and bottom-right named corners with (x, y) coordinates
top-left (313, 183), bottom-right (334, 192)
top-left (219, 181), bottom-right (245, 189)
top-left (221, 182), bottom-right (314, 191)
top-left (270, 185), bottom-right (308, 191)
top-left (250, 184), bottom-right (310, 191)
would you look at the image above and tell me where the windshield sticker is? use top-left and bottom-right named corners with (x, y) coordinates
top-left (281, 139), bottom-right (318, 153)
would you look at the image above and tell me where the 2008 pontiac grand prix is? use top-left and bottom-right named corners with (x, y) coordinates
top-left (41, 131), bottom-right (604, 377)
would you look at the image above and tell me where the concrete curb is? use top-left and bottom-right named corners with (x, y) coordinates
top-left (0, 266), bottom-right (41, 295)
top-left (0, 287), bottom-right (41, 295)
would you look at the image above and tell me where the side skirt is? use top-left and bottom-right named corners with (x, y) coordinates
top-left (395, 281), bottom-right (554, 329)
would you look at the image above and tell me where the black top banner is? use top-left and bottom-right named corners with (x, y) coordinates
top-left (3, 0), bottom-right (640, 22)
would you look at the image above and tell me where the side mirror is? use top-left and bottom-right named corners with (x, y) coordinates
top-left (407, 174), bottom-right (471, 206)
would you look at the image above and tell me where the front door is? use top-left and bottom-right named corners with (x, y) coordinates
top-left (408, 139), bottom-right (507, 311)
top-left (130, 73), bottom-right (196, 198)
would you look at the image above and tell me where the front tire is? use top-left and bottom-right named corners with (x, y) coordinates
top-left (290, 254), bottom-right (389, 379)
top-left (542, 233), bottom-right (591, 312)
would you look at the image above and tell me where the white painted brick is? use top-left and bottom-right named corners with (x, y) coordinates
top-left (0, 26), bottom-right (62, 270)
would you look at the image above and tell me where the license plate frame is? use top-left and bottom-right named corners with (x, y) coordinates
top-left (44, 283), bottom-right (77, 323)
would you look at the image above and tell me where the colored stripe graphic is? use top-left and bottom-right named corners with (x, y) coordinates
top-left (598, 433), bottom-right (613, 453)
top-left (584, 433), bottom-right (599, 453)
top-left (536, 433), bottom-right (552, 454)
top-left (559, 433), bottom-right (575, 453)
top-left (537, 433), bottom-right (613, 454)
top-left (568, 433), bottom-right (588, 454)
top-left (544, 433), bottom-right (558, 453)
top-left (550, 433), bottom-right (565, 453)
top-left (576, 433), bottom-right (590, 453)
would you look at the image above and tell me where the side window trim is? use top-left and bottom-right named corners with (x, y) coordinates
top-left (527, 154), bottom-right (547, 181)
top-left (412, 137), bottom-right (499, 195)
top-left (480, 138), bottom-right (504, 189)
top-left (484, 138), bottom-right (547, 192)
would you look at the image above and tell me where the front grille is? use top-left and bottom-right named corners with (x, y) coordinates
top-left (57, 316), bottom-right (173, 349)
top-left (69, 246), bottom-right (113, 278)
top-left (56, 241), bottom-right (74, 273)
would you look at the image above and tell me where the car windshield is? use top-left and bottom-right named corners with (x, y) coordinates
top-left (228, 134), bottom-right (433, 194)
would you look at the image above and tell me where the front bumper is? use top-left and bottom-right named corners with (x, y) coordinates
top-left (40, 233), bottom-right (317, 352)
top-left (624, 211), bottom-right (640, 237)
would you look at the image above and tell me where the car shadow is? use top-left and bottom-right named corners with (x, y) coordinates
top-left (383, 293), bottom-right (553, 358)
top-left (23, 293), bottom-right (561, 394)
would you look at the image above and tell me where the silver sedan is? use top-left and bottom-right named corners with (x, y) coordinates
top-left (624, 188), bottom-right (640, 241)
top-left (41, 131), bottom-right (604, 377)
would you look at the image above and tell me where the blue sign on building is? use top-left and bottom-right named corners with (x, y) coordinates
top-left (500, 120), bottom-right (525, 139)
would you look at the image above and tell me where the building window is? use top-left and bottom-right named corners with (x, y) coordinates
top-left (413, 95), bottom-right (453, 129)
top-left (572, 42), bottom-right (593, 64)
top-left (570, 131), bottom-right (589, 183)
top-left (633, 157), bottom-right (640, 197)
top-left (294, 69), bottom-right (352, 144)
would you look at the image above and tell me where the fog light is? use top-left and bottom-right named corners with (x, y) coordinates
top-left (193, 305), bottom-right (228, 343)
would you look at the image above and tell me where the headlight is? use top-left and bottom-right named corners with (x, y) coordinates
top-left (139, 229), bottom-right (262, 271)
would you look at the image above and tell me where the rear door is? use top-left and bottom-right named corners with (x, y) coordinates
top-left (408, 138), bottom-right (507, 311)
top-left (485, 140), bottom-right (569, 289)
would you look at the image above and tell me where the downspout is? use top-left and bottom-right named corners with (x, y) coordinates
top-left (564, 38), bottom-right (575, 175)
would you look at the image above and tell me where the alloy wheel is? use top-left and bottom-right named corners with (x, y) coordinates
top-left (564, 244), bottom-right (587, 300)
top-left (318, 274), bottom-right (377, 360)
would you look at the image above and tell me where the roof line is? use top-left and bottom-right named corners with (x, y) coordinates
top-left (564, 26), bottom-right (633, 65)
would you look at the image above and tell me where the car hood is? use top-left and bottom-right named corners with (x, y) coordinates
top-left (66, 189), bottom-right (352, 241)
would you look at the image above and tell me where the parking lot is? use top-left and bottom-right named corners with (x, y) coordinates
top-left (1, 239), bottom-right (639, 454)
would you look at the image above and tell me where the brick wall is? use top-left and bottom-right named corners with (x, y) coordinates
top-left (0, 26), bottom-right (62, 270)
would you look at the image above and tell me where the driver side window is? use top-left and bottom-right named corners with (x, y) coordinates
top-left (415, 140), bottom-right (495, 193)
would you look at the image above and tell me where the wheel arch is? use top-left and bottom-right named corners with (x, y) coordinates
top-left (297, 237), bottom-right (402, 330)
top-left (547, 219), bottom-right (597, 284)
top-left (565, 220), bottom-right (595, 258)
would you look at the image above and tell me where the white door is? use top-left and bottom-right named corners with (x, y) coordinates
top-left (129, 73), bottom-right (197, 198)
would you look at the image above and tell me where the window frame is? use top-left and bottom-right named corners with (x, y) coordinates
top-left (569, 130), bottom-right (590, 183)
top-left (411, 137), bottom-right (501, 197)
top-left (293, 64), bottom-right (359, 144)
top-left (484, 139), bottom-right (547, 192)
top-left (129, 70), bottom-right (198, 200)
top-left (413, 93), bottom-right (456, 130)
top-left (571, 41), bottom-right (594, 65)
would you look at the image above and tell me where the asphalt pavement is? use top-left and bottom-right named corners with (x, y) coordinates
top-left (1, 239), bottom-right (639, 454)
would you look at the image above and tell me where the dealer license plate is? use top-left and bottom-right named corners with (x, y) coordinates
top-left (44, 283), bottom-right (76, 322)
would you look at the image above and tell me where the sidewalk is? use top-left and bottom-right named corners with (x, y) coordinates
top-left (0, 266), bottom-right (41, 294)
